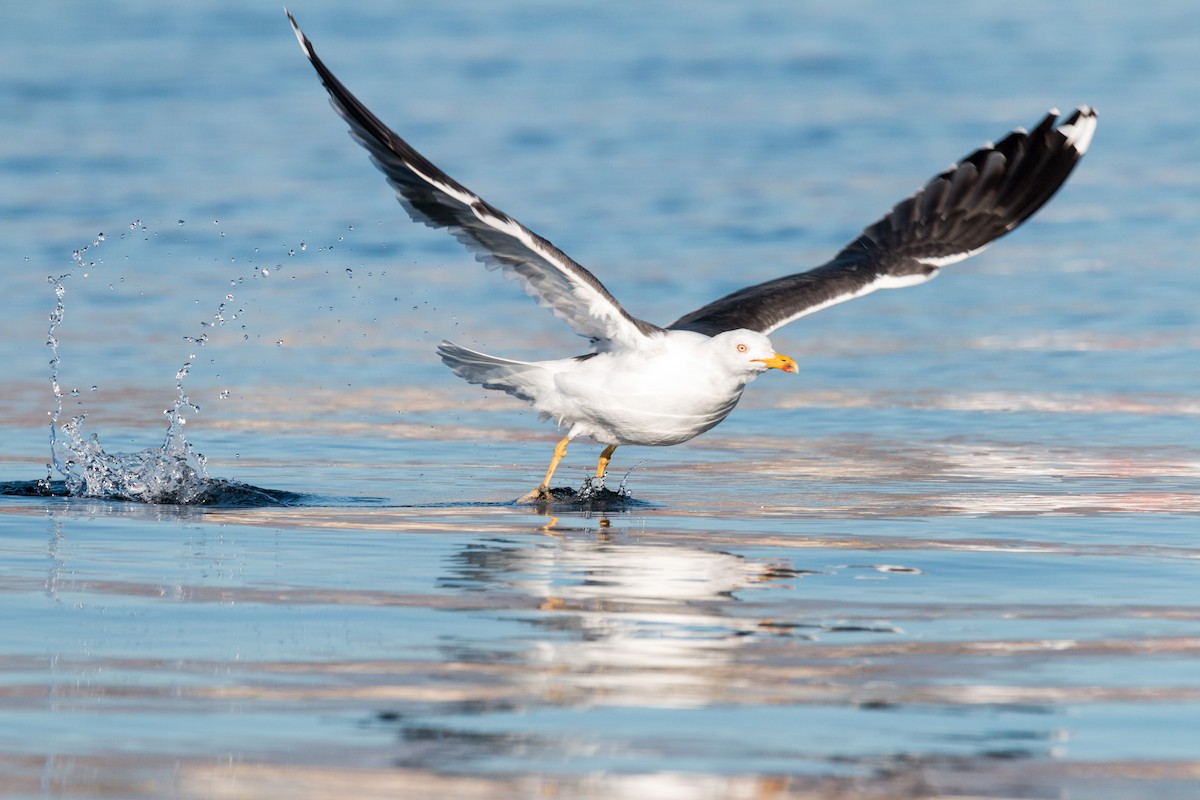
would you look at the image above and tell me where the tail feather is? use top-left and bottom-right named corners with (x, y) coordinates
top-left (437, 340), bottom-right (542, 403)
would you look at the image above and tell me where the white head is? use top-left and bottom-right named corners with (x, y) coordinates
top-left (708, 329), bottom-right (798, 377)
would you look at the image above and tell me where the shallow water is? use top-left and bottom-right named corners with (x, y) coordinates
top-left (2, 1), bottom-right (1199, 798)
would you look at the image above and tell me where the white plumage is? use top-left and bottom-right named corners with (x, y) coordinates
top-left (287, 12), bottom-right (1095, 500)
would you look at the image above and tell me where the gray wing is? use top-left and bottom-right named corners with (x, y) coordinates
top-left (287, 12), bottom-right (661, 349)
top-left (670, 107), bottom-right (1097, 336)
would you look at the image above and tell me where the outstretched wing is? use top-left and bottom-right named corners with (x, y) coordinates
top-left (287, 12), bottom-right (661, 349)
top-left (670, 107), bottom-right (1097, 336)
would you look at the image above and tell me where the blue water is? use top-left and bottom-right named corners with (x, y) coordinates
top-left (2, 1), bottom-right (1199, 797)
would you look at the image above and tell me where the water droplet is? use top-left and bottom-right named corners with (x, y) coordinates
top-left (261, 268), bottom-right (270, 277)
top-left (345, 268), bottom-right (353, 277)
top-left (275, 339), bottom-right (284, 347)
top-left (300, 240), bottom-right (307, 251)
top-left (90, 385), bottom-right (98, 392)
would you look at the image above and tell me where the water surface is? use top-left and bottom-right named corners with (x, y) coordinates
top-left (2, 1), bottom-right (1198, 797)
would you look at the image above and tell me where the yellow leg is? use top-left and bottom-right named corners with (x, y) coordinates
top-left (539, 436), bottom-right (572, 491)
top-left (595, 445), bottom-right (618, 481)
top-left (517, 436), bottom-right (572, 504)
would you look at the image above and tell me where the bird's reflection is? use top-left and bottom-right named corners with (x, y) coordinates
top-left (438, 532), bottom-right (808, 708)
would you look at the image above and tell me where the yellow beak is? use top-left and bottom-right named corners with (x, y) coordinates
top-left (754, 352), bottom-right (798, 373)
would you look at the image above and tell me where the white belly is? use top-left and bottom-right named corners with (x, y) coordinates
top-left (548, 353), bottom-right (747, 446)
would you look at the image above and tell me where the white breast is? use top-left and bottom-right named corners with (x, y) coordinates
top-left (544, 332), bottom-right (753, 446)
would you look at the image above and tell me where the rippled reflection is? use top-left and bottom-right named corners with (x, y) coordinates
top-left (438, 536), bottom-right (806, 707)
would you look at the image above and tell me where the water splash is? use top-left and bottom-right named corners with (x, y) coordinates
top-left (533, 470), bottom-right (647, 513)
top-left (40, 224), bottom-right (283, 505)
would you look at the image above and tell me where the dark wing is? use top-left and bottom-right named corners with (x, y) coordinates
top-left (287, 12), bottom-right (661, 349)
top-left (670, 107), bottom-right (1097, 336)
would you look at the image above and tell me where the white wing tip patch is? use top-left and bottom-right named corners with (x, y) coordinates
top-left (1059, 106), bottom-right (1097, 156)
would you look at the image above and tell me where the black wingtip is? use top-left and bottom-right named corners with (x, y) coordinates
top-left (667, 106), bottom-right (1097, 337)
top-left (852, 105), bottom-right (1097, 268)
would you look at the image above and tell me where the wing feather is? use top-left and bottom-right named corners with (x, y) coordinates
top-left (670, 108), bottom-right (1096, 336)
top-left (287, 12), bottom-right (660, 348)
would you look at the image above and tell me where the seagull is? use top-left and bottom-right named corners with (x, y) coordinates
top-left (286, 12), bottom-right (1096, 501)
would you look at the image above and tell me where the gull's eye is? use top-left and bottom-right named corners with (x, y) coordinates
top-left (736, 343), bottom-right (748, 353)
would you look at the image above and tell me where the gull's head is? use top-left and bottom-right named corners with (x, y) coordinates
top-left (709, 329), bottom-right (798, 376)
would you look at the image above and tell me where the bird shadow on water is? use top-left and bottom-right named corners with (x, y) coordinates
top-left (0, 478), bottom-right (654, 513)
